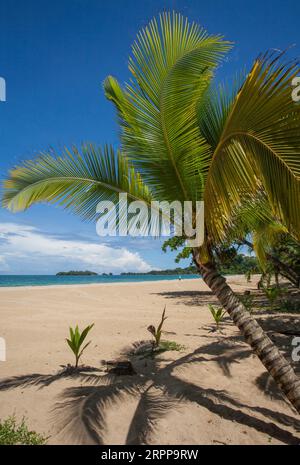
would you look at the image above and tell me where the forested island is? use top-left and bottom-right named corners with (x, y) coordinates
top-left (121, 266), bottom-right (196, 276)
top-left (121, 255), bottom-right (259, 276)
top-left (56, 256), bottom-right (258, 277)
top-left (56, 271), bottom-right (98, 276)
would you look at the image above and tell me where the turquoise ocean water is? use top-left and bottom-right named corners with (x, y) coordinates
top-left (0, 274), bottom-right (200, 287)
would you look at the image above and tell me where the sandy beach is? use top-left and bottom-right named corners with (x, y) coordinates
top-left (0, 275), bottom-right (299, 445)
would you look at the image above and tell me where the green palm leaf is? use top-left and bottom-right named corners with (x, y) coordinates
top-left (203, 52), bottom-right (300, 242)
top-left (212, 189), bottom-right (280, 244)
top-left (104, 12), bottom-right (231, 202)
top-left (2, 144), bottom-right (152, 222)
top-left (2, 144), bottom-right (184, 236)
top-left (252, 221), bottom-right (287, 271)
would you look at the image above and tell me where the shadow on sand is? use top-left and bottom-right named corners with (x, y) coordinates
top-left (0, 338), bottom-right (299, 445)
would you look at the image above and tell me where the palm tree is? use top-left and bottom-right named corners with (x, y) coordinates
top-left (218, 195), bottom-right (300, 287)
top-left (2, 12), bottom-right (300, 412)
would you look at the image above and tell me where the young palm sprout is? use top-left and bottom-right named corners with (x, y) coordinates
top-left (66, 324), bottom-right (94, 368)
top-left (208, 304), bottom-right (226, 330)
top-left (147, 306), bottom-right (167, 349)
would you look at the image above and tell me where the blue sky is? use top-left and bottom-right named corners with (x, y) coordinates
top-left (0, 0), bottom-right (299, 274)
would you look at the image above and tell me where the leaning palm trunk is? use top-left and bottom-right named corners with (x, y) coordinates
top-left (193, 250), bottom-right (300, 414)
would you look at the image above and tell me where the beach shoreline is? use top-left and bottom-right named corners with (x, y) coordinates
top-left (0, 274), bottom-right (299, 445)
top-left (0, 276), bottom-right (200, 291)
top-left (0, 274), bottom-right (261, 291)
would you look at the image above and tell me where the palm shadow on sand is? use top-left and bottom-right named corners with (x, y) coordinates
top-left (1, 340), bottom-right (299, 445)
top-left (154, 286), bottom-right (300, 315)
top-left (0, 365), bottom-right (102, 390)
top-left (53, 343), bottom-right (300, 445)
top-left (153, 290), bottom-right (219, 307)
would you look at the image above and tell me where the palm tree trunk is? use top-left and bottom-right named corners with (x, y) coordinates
top-left (193, 250), bottom-right (300, 414)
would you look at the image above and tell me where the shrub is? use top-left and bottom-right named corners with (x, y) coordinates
top-left (0, 416), bottom-right (46, 445)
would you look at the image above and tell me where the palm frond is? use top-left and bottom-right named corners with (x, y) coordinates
top-left (253, 221), bottom-right (287, 270)
top-left (197, 70), bottom-right (246, 150)
top-left (104, 12), bottom-right (231, 202)
top-left (217, 191), bottom-right (278, 241)
top-left (204, 51), bottom-right (300, 243)
top-left (3, 144), bottom-right (155, 229)
top-left (3, 144), bottom-right (187, 236)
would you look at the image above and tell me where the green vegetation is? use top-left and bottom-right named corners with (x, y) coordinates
top-left (147, 339), bottom-right (184, 356)
top-left (280, 299), bottom-right (300, 314)
top-left (247, 227), bottom-right (300, 288)
top-left (0, 416), bottom-right (47, 445)
top-left (218, 255), bottom-right (259, 276)
top-left (239, 292), bottom-right (255, 315)
top-left (208, 304), bottom-right (227, 330)
top-left (147, 307), bottom-right (167, 348)
top-left (123, 254), bottom-right (259, 276)
top-left (56, 270), bottom-right (98, 276)
top-left (121, 267), bottom-right (197, 276)
top-left (158, 340), bottom-right (184, 352)
top-left (66, 323), bottom-right (94, 367)
top-left (128, 307), bottom-right (185, 358)
top-left (130, 339), bottom-right (184, 358)
top-left (262, 286), bottom-right (282, 311)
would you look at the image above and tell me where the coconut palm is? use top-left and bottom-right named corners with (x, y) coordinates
top-left (2, 12), bottom-right (300, 412)
top-left (218, 195), bottom-right (300, 287)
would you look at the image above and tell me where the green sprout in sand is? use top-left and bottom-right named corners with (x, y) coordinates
top-left (208, 304), bottom-right (227, 330)
top-left (66, 323), bottom-right (94, 368)
top-left (147, 306), bottom-right (167, 349)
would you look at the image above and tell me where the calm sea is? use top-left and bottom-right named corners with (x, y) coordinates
top-left (0, 274), bottom-right (200, 287)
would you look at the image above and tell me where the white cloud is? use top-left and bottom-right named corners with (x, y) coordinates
top-left (0, 223), bottom-right (152, 274)
top-left (0, 256), bottom-right (8, 267)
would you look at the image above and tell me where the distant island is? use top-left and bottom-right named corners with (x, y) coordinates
top-left (56, 255), bottom-right (258, 277)
top-left (121, 255), bottom-right (258, 276)
top-left (56, 271), bottom-right (98, 276)
top-left (121, 266), bottom-right (197, 276)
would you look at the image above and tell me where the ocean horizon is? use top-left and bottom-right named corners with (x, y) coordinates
top-left (0, 274), bottom-right (200, 288)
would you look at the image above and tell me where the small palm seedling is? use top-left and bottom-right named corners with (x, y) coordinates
top-left (66, 323), bottom-right (94, 368)
top-left (208, 304), bottom-right (226, 330)
top-left (147, 306), bottom-right (167, 349)
top-left (126, 306), bottom-right (184, 358)
top-left (245, 270), bottom-right (252, 283)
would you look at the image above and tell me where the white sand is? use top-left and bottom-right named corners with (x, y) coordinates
top-left (0, 275), bottom-right (299, 445)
